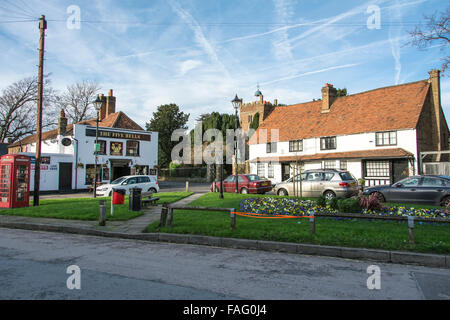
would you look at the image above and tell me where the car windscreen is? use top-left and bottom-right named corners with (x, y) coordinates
top-left (246, 175), bottom-right (261, 181)
top-left (339, 172), bottom-right (354, 181)
top-left (111, 177), bottom-right (126, 185)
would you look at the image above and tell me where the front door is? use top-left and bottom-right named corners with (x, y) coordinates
top-left (112, 164), bottom-right (131, 181)
top-left (59, 162), bottom-right (72, 192)
top-left (392, 159), bottom-right (409, 183)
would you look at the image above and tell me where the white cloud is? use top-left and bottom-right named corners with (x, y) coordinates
top-left (179, 59), bottom-right (203, 76)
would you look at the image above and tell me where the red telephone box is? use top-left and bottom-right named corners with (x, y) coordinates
top-left (0, 154), bottom-right (31, 208)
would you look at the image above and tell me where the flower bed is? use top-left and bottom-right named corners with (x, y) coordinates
top-left (239, 197), bottom-right (450, 220)
top-left (239, 197), bottom-right (338, 216)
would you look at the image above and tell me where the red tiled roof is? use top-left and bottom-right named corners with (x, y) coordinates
top-left (249, 80), bottom-right (430, 144)
top-left (9, 111), bottom-right (144, 147)
top-left (250, 148), bottom-right (414, 162)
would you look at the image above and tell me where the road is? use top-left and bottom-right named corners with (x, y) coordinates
top-left (0, 228), bottom-right (449, 300)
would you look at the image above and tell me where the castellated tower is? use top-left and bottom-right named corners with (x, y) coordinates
top-left (239, 85), bottom-right (277, 133)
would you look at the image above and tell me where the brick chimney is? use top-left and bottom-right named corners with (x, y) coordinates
top-left (105, 89), bottom-right (116, 117)
top-left (58, 109), bottom-right (67, 136)
top-left (98, 94), bottom-right (107, 120)
top-left (321, 83), bottom-right (337, 113)
top-left (428, 69), bottom-right (444, 156)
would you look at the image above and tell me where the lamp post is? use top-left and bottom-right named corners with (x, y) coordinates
top-left (93, 95), bottom-right (102, 198)
top-left (231, 94), bottom-right (241, 194)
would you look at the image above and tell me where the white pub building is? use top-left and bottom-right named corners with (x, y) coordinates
top-left (244, 70), bottom-right (449, 186)
top-left (8, 90), bottom-right (158, 192)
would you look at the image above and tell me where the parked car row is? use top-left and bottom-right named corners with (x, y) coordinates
top-left (212, 170), bottom-right (450, 207)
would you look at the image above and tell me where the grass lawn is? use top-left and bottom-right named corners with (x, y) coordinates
top-left (0, 192), bottom-right (193, 221)
top-left (147, 193), bottom-right (450, 254)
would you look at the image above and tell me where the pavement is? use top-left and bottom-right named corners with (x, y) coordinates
top-left (0, 227), bottom-right (449, 299)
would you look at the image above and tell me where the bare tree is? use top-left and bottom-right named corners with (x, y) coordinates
top-left (58, 80), bottom-right (101, 124)
top-left (0, 75), bottom-right (57, 143)
top-left (406, 6), bottom-right (450, 73)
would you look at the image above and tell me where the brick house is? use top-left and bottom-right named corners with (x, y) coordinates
top-left (246, 70), bottom-right (449, 186)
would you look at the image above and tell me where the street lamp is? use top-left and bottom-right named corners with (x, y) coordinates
top-left (93, 94), bottom-right (102, 198)
top-left (231, 94), bottom-right (241, 194)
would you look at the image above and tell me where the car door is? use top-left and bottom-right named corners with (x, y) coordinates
top-left (123, 177), bottom-right (138, 194)
top-left (388, 177), bottom-right (421, 203)
top-left (222, 176), bottom-right (235, 192)
top-left (137, 176), bottom-right (151, 191)
top-left (416, 177), bottom-right (446, 205)
top-left (306, 172), bottom-right (324, 197)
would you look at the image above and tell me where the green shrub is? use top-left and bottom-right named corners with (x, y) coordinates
top-left (338, 197), bottom-right (361, 213)
top-left (329, 197), bottom-right (338, 210)
top-left (317, 195), bottom-right (327, 207)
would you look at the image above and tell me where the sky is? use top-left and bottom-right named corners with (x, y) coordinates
top-left (0, 0), bottom-right (448, 130)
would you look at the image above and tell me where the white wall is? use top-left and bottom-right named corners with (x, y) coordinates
top-left (18, 124), bottom-right (159, 191)
top-left (249, 129), bottom-right (417, 183)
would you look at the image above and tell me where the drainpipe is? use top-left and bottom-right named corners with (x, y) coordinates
top-left (73, 138), bottom-right (79, 191)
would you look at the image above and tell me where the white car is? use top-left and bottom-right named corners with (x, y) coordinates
top-left (96, 175), bottom-right (159, 197)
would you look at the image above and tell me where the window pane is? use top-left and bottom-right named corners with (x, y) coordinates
top-left (365, 161), bottom-right (389, 177)
top-left (402, 177), bottom-right (419, 186)
top-left (126, 141), bottom-right (139, 156)
top-left (422, 177), bottom-right (443, 187)
top-left (268, 163), bottom-right (274, 178)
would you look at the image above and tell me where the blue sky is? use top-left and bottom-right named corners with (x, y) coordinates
top-left (0, 0), bottom-right (448, 129)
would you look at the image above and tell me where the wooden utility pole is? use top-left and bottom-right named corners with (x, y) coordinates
top-left (33, 15), bottom-right (47, 206)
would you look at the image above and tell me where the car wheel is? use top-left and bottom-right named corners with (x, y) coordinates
top-left (149, 187), bottom-right (157, 193)
top-left (277, 188), bottom-right (288, 196)
top-left (441, 196), bottom-right (450, 207)
top-left (323, 190), bottom-right (336, 200)
top-left (373, 192), bottom-right (385, 203)
top-left (240, 188), bottom-right (248, 194)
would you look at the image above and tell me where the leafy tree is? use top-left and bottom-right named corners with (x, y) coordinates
top-left (336, 88), bottom-right (348, 97)
top-left (145, 104), bottom-right (189, 168)
top-left (190, 111), bottom-right (239, 143)
top-left (249, 112), bottom-right (260, 132)
top-left (406, 6), bottom-right (450, 73)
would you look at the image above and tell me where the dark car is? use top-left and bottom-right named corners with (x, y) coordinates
top-left (363, 175), bottom-right (450, 206)
top-left (211, 174), bottom-right (272, 194)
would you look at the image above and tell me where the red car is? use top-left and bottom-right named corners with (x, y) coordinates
top-left (211, 174), bottom-right (272, 194)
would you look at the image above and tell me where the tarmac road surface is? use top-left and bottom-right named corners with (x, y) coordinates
top-left (0, 228), bottom-right (449, 300)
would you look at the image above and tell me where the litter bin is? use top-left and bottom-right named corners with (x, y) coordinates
top-left (112, 188), bottom-right (126, 205)
top-left (129, 187), bottom-right (142, 211)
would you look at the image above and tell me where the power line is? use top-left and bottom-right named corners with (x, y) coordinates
top-left (0, 19), bottom-right (38, 24)
top-left (2, 0), bottom-right (36, 19)
top-left (45, 19), bottom-right (426, 27)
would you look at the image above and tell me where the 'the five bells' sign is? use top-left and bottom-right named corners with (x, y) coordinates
top-left (85, 128), bottom-right (151, 141)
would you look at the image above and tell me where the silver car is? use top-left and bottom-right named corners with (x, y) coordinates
top-left (273, 169), bottom-right (359, 199)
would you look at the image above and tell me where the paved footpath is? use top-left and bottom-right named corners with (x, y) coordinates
top-left (0, 192), bottom-right (206, 234)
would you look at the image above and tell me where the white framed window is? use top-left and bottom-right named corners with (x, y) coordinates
top-left (268, 162), bottom-right (274, 178)
top-left (340, 160), bottom-right (347, 170)
top-left (376, 131), bottom-right (397, 146)
top-left (320, 136), bottom-right (336, 150)
top-left (289, 139), bottom-right (303, 152)
top-left (323, 160), bottom-right (336, 169)
top-left (257, 162), bottom-right (265, 177)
